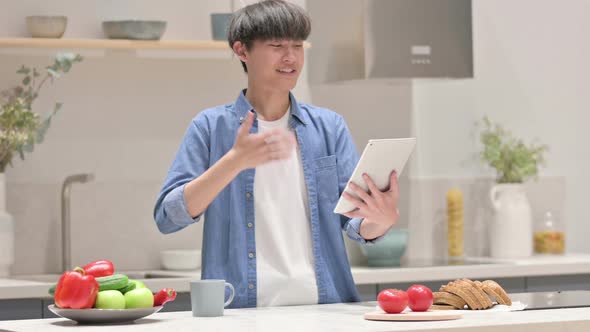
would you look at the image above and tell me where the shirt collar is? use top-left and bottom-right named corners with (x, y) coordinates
top-left (233, 89), bottom-right (307, 126)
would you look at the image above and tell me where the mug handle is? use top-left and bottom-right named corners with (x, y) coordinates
top-left (224, 282), bottom-right (235, 307)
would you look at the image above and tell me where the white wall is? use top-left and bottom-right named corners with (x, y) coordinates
top-left (0, 0), bottom-right (243, 274)
top-left (0, 0), bottom-right (358, 274)
top-left (2, 0), bottom-right (587, 275)
top-left (411, 0), bottom-right (590, 253)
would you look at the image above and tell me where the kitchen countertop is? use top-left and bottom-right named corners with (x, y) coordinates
top-left (1, 301), bottom-right (590, 332)
top-left (2, 253), bottom-right (590, 300)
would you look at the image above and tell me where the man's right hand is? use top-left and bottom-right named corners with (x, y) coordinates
top-left (230, 111), bottom-right (297, 170)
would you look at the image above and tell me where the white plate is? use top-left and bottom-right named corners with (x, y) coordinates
top-left (48, 304), bottom-right (163, 324)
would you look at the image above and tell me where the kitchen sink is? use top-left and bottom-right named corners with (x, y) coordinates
top-left (10, 272), bottom-right (186, 283)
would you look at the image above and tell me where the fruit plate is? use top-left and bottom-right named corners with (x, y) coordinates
top-left (47, 305), bottom-right (163, 324)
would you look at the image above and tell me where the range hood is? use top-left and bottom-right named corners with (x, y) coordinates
top-left (308, 0), bottom-right (473, 83)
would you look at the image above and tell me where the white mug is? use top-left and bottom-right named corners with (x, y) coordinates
top-left (190, 279), bottom-right (235, 317)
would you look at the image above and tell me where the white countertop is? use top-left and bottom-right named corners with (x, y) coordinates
top-left (2, 253), bottom-right (590, 300)
top-left (1, 301), bottom-right (590, 332)
top-left (351, 253), bottom-right (590, 284)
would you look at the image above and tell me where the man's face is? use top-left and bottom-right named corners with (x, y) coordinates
top-left (238, 39), bottom-right (304, 92)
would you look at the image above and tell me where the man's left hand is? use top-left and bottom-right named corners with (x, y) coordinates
top-left (341, 171), bottom-right (400, 240)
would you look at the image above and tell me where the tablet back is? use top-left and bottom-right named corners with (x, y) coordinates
top-left (333, 137), bottom-right (416, 214)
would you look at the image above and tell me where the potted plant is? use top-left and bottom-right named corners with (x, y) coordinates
top-left (0, 53), bottom-right (82, 276)
top-left (478, 116), bottom-right (548, 258)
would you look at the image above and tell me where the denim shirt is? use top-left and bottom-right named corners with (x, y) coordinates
top-left (153, 90), bottom-right (379, 308)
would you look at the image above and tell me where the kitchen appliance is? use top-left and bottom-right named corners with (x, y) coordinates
top-left (511, 291), bottom-right (590, 310)
top-left (308, 0), bottom-right (473, 83)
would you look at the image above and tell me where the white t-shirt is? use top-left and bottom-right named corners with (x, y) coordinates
top-left (254, 109), bottom-right (319, 307)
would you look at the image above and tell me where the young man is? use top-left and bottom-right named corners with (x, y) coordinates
top-left (153, 0), bottom-right (400, 308)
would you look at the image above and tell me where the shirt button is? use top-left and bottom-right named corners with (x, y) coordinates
top-left (246, 192), bottom-right (252, 199)
top-left (247, 223), bottom-right (253, 228)
top-left (248, 284), bottom-right (254, 290)
top-left (248, 252), bottom-right (254, 259)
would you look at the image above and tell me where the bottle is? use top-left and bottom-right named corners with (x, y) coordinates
top-left (534, 211), bottom-right (565, 254)
top-left (446, 189), bottom-right (464, 260)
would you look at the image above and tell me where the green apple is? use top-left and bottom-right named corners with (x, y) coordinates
top-left (124, 288), bottom-right (154, 309)
top-left (130, 279), bottom-right (147, 289)
top-left (94, 290), bottom-right (125, 309)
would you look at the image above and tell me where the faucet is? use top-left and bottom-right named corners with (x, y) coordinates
top-left (61, 173), bottom-right (94, 272)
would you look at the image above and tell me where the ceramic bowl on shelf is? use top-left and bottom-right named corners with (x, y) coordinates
top-left (360, 228), bottom-right (409, 267)
top-left (160, 249), bottom-right (201, 271)
top-left (26, 16), bottom-right (68, 38)
top-left (102, 20), bottom-right (167, 40)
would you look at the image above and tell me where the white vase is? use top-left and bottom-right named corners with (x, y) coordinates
top-left (0, 173), bottom-right (15, 277)
top-left (489, 183), bottom-right (533, 258)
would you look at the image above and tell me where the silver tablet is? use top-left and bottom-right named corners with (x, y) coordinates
top-left (333, 137), bottom-right (416, 214)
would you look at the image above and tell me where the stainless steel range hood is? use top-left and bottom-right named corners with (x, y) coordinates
top-left (308, 0), bottom-right (473, 83)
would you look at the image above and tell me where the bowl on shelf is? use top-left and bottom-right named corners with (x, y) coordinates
top-left (360, 227), bottom-right (408, 267)
top-left (102, 20), bottom-right (167, 40)
top-left (160, 249), bottom-right (201, 271)
top-left (210, 13), bottom-right (233, 41)
top-left (26, 16), bottom-right (68, 38)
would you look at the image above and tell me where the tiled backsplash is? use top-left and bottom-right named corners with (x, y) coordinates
top-left (345, 176), bottom-right (566, 266)
top-left (8, 174), bottom-right (565, 274)
top-left (408, 176), bottom-right (566, 261)
top-left (8, 181), bottom-right (204, 274)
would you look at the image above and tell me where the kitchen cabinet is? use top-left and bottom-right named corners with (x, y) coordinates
top-left (377, 277), bottom-right (527, 295)
top-left (0, 299), bottom-right (42, 320)
top-left (3, 262), bottom-right (590, 321)
top-left (1, 294), bottom-right (192, 321)
top-left (357, 284), bottom-right (379, 302)
top-left (527, 274), bottom-right (590, 292)
top-left (3, 301), bottom-right (590, 332)
top-left (159, 292), bottom-right (191, 312)
top-left (42, 299), bottom-right (58, 319)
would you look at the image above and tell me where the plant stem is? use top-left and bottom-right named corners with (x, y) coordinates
top-left (34, 74), bottom-right (51, 101)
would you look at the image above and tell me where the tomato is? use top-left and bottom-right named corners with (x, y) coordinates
top-left (407, 284), bottom-right (433, 312)
top-left (377, 289), bottom-right (408, 314)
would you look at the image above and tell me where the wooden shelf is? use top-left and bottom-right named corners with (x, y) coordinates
top-left (0, 38), bottom-right (230, 50)
top-left (0, 38), bottom-right (311, 51)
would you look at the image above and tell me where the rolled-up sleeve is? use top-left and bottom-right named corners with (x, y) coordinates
top-left (153, 115), bottom-right (210, 234)
top-left (334, 115), bottom-right (385, 244)
top-left (345, 218), bottom-right (383, 244)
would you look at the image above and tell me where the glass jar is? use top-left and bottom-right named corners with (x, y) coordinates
top-left (533, 211), bottom-right (565, 254)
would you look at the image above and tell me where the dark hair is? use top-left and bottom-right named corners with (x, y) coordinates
top-left (227, 0), bottom-right (311, 73)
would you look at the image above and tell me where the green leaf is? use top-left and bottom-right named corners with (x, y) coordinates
top-left (16, 66), bottom-right (30, 75)
top-left (21, 143), bottom-right (35, 153)
top-left (53, 102), bottom-right (63, 115)
top-left (477, 116), bottom-right (548, 183)
top-left (1, 53), bottom-right (82, 169)
top-left (47, 68), bottom-right (60, 79)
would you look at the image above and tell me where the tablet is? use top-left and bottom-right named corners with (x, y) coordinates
top-left (333, 137), bottom-right (416, 214)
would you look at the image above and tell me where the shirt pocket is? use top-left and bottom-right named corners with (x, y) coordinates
top-left (314, 155), bottom-right (339, 204)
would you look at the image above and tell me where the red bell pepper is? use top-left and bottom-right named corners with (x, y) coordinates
top-left (82, 259), bottom-right (114, 278)
top-left (54, 267), bottom-right (99, 309)
top-left (153, 288), bottom-right (177, 306)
